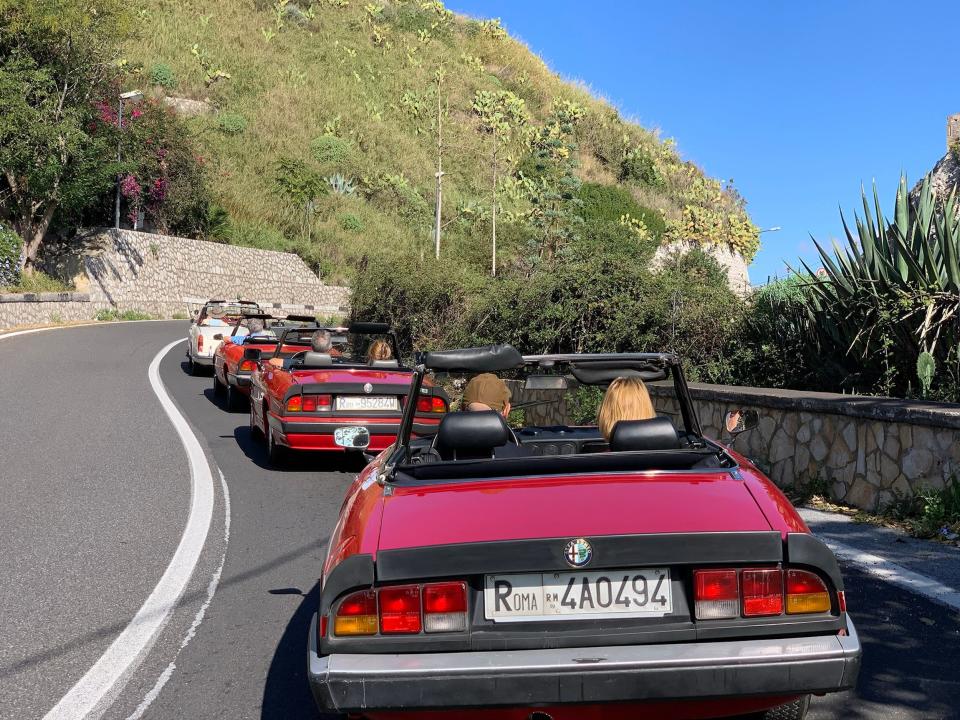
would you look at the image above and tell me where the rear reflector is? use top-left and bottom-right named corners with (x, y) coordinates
top-left (416, 396), bottom-right (448, 413)
top-left (786, 569), bottom-right (831, 614)
top-left (286, 396), bottom-right (302, 412)
top-left (197, 334), bottom-right (203, 352)
top-left (694, 569), bottom-right (739, 619)
top-left (379, 585), bottom-right (422, 634)
top-left (741, 569), bottom-right (783, 616)
top-left (334, 589), bottom-right (377, 636)
top-left (302, 394), bottom-right (332, 412)
top-left (239, 359), bottom-right (257, 372)
top-left (423, 581), bottom-right (467, 633)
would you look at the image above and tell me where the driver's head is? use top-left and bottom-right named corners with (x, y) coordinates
top-left (247, 318), bottom-right (264, 334)
top-left (463, 373), bottom-right (512, 418)
top-left (311, 329), bottom-right (333, 352)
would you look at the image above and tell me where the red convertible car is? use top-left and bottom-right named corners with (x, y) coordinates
top-left (248, 322), bottom-right (450, 466)
top-left (308, 346), bottom-right (861, 720)
top-left (211, 314), bottom-right (314, 410)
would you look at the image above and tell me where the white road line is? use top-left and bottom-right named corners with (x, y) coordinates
top-left (825, 538), bottom-right (960, 612)
top-left (126, 469), bottom-right (231, 720)
top-left (43, 338), bottom-right (215, 720)
top-left (0, 319), bottom-right (172, 341)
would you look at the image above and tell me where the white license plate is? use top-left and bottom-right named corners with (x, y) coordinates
top-left (335, 395), bottom-right (399, 411)
top-left (484, 568), bottom-right (671, 622)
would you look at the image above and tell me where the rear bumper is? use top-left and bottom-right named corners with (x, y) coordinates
top-left (190, 354), bottom-right (214, 366)
top-left (307, 613), bottom-right (861, 713)
top-left (273, 417), bottom-right (439, 452)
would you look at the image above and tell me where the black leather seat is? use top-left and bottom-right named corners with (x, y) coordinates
top-left (609, 417), bottom-right (681, 452)
top-left (433, 411), bottom-right (516, 461)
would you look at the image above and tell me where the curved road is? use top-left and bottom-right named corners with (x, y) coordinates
top-left (1, 322), bottom-right (958, 720)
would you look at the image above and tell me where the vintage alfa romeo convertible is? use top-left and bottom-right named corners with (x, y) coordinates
top-left (307, 345), bottom-right (861, 720)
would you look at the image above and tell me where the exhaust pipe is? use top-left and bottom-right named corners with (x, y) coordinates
top-left (529, 713), bottom-right (553, 720)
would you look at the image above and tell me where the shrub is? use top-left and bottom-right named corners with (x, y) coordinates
top-left (95, 308), bottom-right (156, 321)
top-left (1, 269), bottom-right (70, 293)
top-left (311, 135), bottom-right (352, 167)
top-left (340, 213), bottom-right (363, 232)
top-left (578, 182), bottom-right (666, 238)
top-left (218, 112), bottom-right (248, 135)
top-left (149, 62), bottom-right (176, 88)
top-left (0, 225), bottom-right (21, 286)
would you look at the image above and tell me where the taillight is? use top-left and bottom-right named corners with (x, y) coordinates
top-left (694, 569), bottom-right (739, 619)
top-left (301, 394), bottom-right (332, 412)
top-left (239, 359), bottom-right (257, 372)
top-left (286, 395), bottom-right (302, 412)
top-left (197, 334), bottom-right (203, 352)
top-left (741, 569), bottom-right (783, 617)
top-left (379, 585), bottom-right (421, 634)
top-left (334, 590), bottom-right (377, 636)
top-left (423, 581), bottom-right (468, 632)
top-left (416, 396), bottom-right (447, 413)
top-left (786, 569), bottom-right (832, 614)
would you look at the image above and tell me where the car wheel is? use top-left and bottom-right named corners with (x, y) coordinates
top-left (741, 696), bottom-right (810, 720)
top-left (226, 384), bottom-right (245, 411)
top-left (267, 425), bottom-right (287, 468)
top-left (249, 402), bottom-right (264, 441)
top-left (212, 372), bottom-right (226, 398)
top-left (187, 354), bottom-right (198, 376)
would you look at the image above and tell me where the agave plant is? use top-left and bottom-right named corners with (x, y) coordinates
top-left (326, 173), bottom-right (356, 196)
top-left (795, 174), bottom-right (960, 394)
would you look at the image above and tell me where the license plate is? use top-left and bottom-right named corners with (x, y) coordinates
top-left (335, 395), bottom-right (399, 411)
top-left (484, 568), bottom-right (671, 622)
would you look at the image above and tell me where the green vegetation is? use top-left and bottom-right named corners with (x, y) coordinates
top-left (94, 308), bottom-right (157, 321)
top-left (149, 62), bottom-right (176, 88)
top-left (0, 224), bottom-right (19, 285)
top-left (125, 0), bottom-right (758, 278)
top-left (881, 479), bottom-right (960, 539)
top-left (0, 269), bottom-right (71, 294)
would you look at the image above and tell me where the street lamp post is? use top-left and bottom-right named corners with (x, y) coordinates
top-left (759, 226), bottom-right (782, 234)
top-left (114, 90), bottom-right (143, 230)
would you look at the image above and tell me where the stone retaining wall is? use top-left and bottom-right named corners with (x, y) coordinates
top-left (0, 292), bottom-right (108, 328)
top-left (649, 383), bottom-right (960, 512)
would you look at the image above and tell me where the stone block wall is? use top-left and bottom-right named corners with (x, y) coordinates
top-left (78, 230), bottom-right (350, 318)
top-left (0, 292), bottom-right (108, 329)
top-left (649, 383), bottom-right (960, 512)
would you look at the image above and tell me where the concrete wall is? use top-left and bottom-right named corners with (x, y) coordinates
top-left (649, 383), bottom-right (960, 512)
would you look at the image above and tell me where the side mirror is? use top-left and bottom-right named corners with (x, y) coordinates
top-left (213, 333), bottom-right (223, 341)
top-left (334, 426), bottom-right (370, 450)
top-left (725, 409), bottom-right (759, 436)
top-left (243, 347), bottom-right (261, 361)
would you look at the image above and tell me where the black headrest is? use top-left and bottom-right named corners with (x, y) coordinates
top-left (369, 359), bottom-right (399, 368)
top-left (298, 352), bottom-right (333, 368)
top-left (435, 411), bottom-right (511, 460)
top-left (610, 417), bottom-right (680, 452)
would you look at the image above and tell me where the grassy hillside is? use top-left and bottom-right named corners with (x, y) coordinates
top-left (128, 0), bottom-right (757, 282)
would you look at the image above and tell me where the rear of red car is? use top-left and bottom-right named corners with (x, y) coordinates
top-left (309, 466), bottom-right (860, 719)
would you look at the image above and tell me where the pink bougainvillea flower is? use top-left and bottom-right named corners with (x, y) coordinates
top-left (120, 174), bottom-right (141, 199)
top-left (131, 108), bottom-right (143, 120)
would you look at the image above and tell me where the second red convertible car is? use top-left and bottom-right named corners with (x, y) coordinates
top-left (307, 346), bottom-right (861, 720)
top-left (248, 322), bottom-right (450, 466)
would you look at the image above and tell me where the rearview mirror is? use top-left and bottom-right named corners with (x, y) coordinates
top-left (524, 375), bottom-right (569, 391)
top-left (725, 409), bottom-right (759, 436)
top-left (334, 426), bottom-right (370, 450)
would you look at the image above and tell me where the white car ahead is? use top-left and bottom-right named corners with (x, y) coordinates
top-left (185, 299), bottom-right (261, 375)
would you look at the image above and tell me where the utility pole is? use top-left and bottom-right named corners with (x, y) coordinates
top-left (433, 66), bottom-right (445, 260)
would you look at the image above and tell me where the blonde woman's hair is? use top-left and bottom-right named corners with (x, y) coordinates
top-left (597, 376), bottom-right (656, 442)
top-left (367, 339), bottom-right (393, 362)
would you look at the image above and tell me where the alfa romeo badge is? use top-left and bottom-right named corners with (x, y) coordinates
top-left (363, 383), bottom-right (373, 394)
top-left (564, 538), bottom-right (593, 567)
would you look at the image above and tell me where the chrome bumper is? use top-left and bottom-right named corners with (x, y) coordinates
top-left (307, 613), bottom-right (861, 713)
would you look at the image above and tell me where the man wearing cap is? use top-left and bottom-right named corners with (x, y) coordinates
top-left (462, 373), bottom-right (512, 418)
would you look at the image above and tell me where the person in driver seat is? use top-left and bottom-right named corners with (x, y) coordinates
top-left (462, 373), bottom-right (511, 417)
top-left (597, 376), bottom-right (656, 442)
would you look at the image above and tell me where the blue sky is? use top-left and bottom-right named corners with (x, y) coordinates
top-left (446, 1), bottom-right (958, 282)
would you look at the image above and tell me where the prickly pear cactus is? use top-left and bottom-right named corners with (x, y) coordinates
top-left (917, 351), bottom-right (936, 397)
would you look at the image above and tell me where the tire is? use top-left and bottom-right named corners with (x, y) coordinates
top-left (187, 354), bottom-right (198, 376)
top-left (249, 402), bottom-right (264, 442)
top-left (267, 424), bottom-right (287, 468)
top-left (744, 696), bottom-right (810, 720)
top-left (226, 384), bottom-right (245, 411)
top-left (212, 372), bottom-right (226, 398)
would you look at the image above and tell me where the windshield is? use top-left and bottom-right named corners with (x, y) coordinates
top-left (273, 327), bottom-right (399, 365)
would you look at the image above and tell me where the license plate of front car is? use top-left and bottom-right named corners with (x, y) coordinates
top-left (484, 569), bottom-right (671, 622)
top-left (335, 395), bottom-right (399, 411)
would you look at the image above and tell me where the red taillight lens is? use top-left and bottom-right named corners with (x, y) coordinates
top-left (239, 359), bottom-right (257, 372)
top-left (334, 590), bottom-right (377, 636)
top-left (423, 581), bottom-right (468, 633)
top-left (741, 569), bottom-right (783, 616)
top-left (415, 396), bottom-right (448, 413)
top-left (379, 585), bottom-right (421, 634)
top-left (197, 334), bottom-right (203, 352)
top-left (786, 569), bottom-right (832, 614)
top-left (286, 395), bottom-right (302, 412)
top-left (301, 394), bottom-right (331, 412)
top-left (694, 569), bottom-right (739, 619)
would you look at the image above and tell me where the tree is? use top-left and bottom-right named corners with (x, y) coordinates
top-left (0, 0), bottom-right (130, 271)
top-left (472, 90), bottom-right (528, 275)
top-left (273, 157), bottom-right (327, 241)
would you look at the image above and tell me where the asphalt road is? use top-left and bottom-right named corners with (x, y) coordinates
top-left (2, 322), bottom-right (959, 720)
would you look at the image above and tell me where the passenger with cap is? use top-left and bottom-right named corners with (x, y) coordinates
top-left (462, 373), bottom-right (512, 418)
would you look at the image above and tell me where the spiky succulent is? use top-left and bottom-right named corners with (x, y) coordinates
top-left (326, 173), bottom-right (356, 196)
